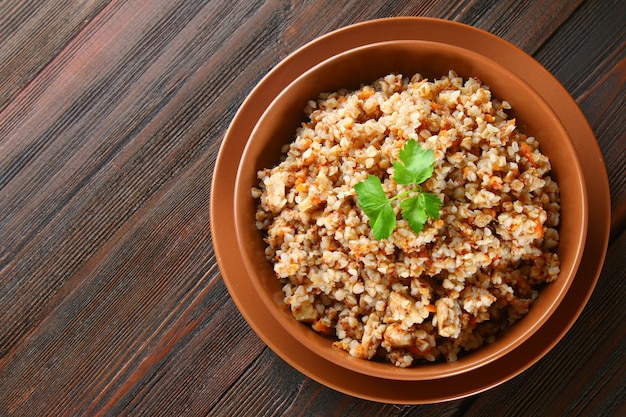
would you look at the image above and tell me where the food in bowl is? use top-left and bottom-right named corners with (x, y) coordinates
top-left (251, 71), bottom-right (561, 367)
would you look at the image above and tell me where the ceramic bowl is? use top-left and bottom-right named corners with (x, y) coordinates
top-left (228, 39), bottom-right (587, 381)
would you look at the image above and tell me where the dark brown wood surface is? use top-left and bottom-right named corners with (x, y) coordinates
top-left (0, 0), bottom-right (624, 415)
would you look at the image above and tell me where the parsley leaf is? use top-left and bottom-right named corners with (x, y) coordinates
top-left (354, 175), bottom-right (396, 240)
top-left (421, 192), bottom-right (444, 219)
top-left (400, 192), bottom-right (443, 234)
top-left (393, 139), bottom-right (435, 185)
top-left (355, 139), bottom-right (443, 240)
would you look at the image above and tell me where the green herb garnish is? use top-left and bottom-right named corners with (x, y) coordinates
top-left (355, 139), bottom-right (443, 240)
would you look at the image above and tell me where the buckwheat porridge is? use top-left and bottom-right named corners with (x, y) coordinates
top-left (251, 71), bottom-right (561, 367)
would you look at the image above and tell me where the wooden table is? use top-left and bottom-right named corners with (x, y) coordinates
top-left (1, 1), bottom-right (624, 415)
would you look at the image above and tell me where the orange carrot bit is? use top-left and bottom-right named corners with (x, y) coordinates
top-left (360, 89), bottom-right (375, 99)
top-left (535, 219), bottom-right (544, 237)
top-left (490, 177), bottom-right (503, 190)
top-left (519, 142), bottom-right (537, 167)
top-left (312, 320), bottom-right (332, 335)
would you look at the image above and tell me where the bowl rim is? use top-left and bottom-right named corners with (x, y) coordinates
top-left (232, 38), bottom-right (588, 380)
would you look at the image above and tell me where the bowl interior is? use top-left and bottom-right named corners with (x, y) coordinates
top-left (233, 40), bottom-right (587, 380)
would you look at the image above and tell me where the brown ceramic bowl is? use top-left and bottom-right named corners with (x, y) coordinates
top-left (230, 39), bottom-right (588, 381)
top-left (212, 18), bottom-right (610, 402)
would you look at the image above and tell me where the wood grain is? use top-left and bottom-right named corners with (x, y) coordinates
top-left (0, 0), bottom-right (623, 415)
top-left (0, 0), bottom-right (113, 111)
